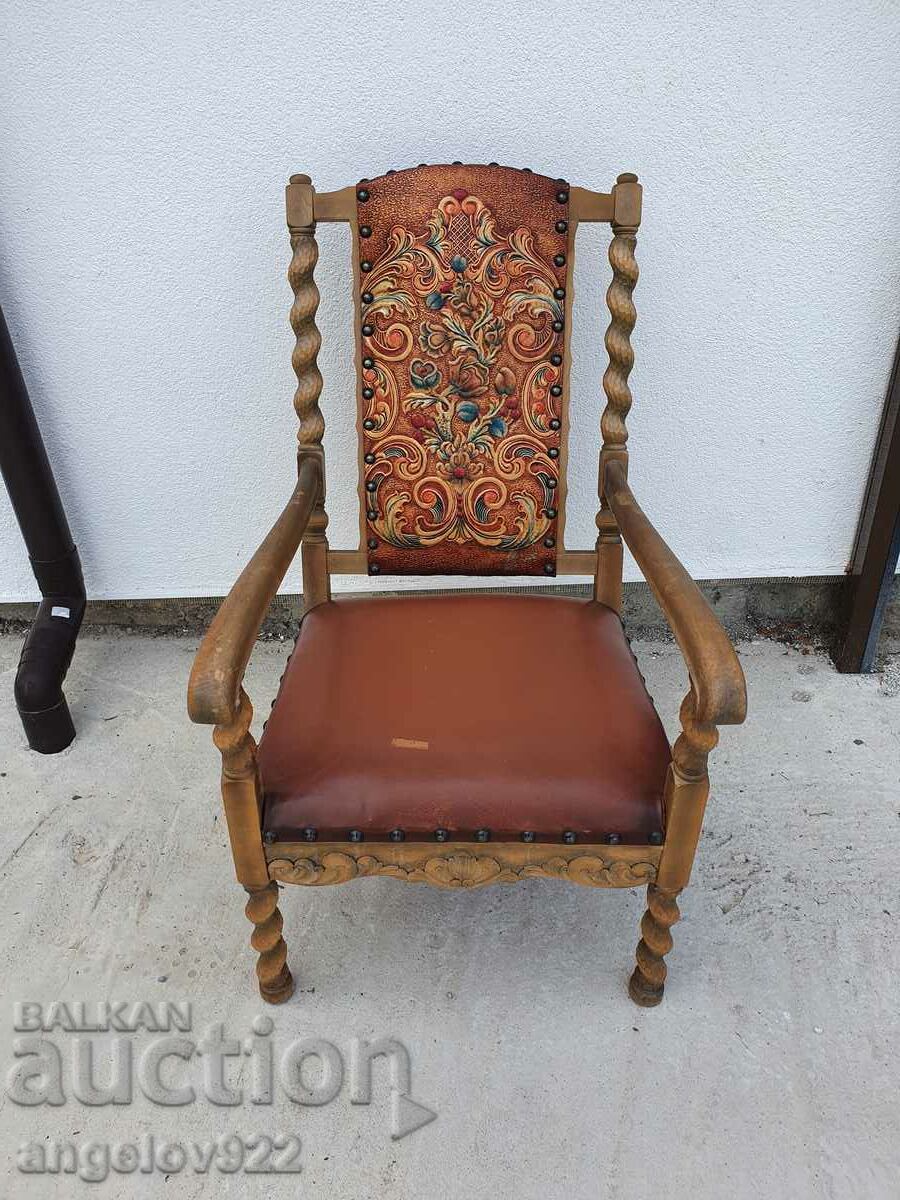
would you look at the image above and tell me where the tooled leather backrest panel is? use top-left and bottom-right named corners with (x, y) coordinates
top-left (357, 164), bottom-right (571, 576)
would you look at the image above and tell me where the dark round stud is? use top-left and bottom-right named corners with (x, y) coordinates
top-left (553, 287), bottom-right (565, 300)
top-left (550, 352), bottom-right (562, 366)
top-left (607, 832), bottom-right (622, 845)
top-left (546, 477), bottom-right (557, 489)
top-left (361, 260), bottom-right (372, 272)
top-left (386, 169), bottom-right (397, 176)
top-left (553, 253), bottom-right (566, 267)
top-left (434, 828), bottom-right (449, 843)
top-left (302, 826), bottom-right (317, 842)
top-left (543, 563), bottom-right (555, 575)
top-left (488, 161), bottom-right (499, 167)
top-left (546, 507), bottom-right (557, 519)
top-left (349, 829), bottom-right (364, 843)
top-left (417, 162), bottom-right (427, 168)
top-left (364, 452), bottom-right (375, 464)
top-left (362, 356), bottom-right (375, 369)
top-left (548, 448), bottom-right (559, 460)
top-left (357, 188), bottom-right (370, 202)
top-left (556, 190), bottom-right (569, 204)
top-left (263, 830), bottom-right (276, 844)
top-left (359, 177), bottom-right (370, 184)
top-left (475, 828), bottom-right (491, 843)
top-left (549, 418), bottom-right (561, 430)
top-left (361, 291), bottom-right (374, 305)
top-left (551, 320), bottom-right (564, 333)
top-left (365, 480), bottom-right (378, 492)
top-left (562, 830), bottom-right (577, 845)
top-left (367, 538), bottom-right (378, 550)
top-left (389, 828), bottom-right (405, 842)
top-left (363, 418), bottom-right (376, 431)
top-left (452, 160), bottom-right (462, 165)
top-left (544, 536), bottom-right (556, 548)
top-left (522, 167), bottom-right (533, 174)
top-left (362, 323), bottom-right (374, 337)
top-left (362, 386), bottom-right (374, 400)
top-left (360, 225), bottom-right (372, 238)
top-left (521, 830), bottom-right (536, 843)
top-left (369, 563), bottom-right (380, 575)
top-left (367, 508), bottom-right (377, 520)
top-left (555, 219), bottom-right (568, 233)
top-left (649, 830), bottom-right (664, 846)
top-left (550, 384), bottom-right (562, 397)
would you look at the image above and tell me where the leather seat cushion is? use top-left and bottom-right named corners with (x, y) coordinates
top-left (258, 594), bottom-right (670, 844)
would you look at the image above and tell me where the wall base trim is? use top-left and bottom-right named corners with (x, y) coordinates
top-left (1, 576), bottom-right (898, 657)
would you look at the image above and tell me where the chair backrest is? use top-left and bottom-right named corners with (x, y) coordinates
top-left (285, 163), bottom-right (641, 606)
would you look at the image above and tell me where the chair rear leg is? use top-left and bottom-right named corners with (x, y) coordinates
top-left (628, 884), bottom-right (681, 1007)
top-left (245, 881), bottom-right (294, 1004)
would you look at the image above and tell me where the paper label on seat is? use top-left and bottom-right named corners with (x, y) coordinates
top-left (391, 737), bottom-right (430, 751)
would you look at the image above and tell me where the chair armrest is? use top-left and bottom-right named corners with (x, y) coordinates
top-left (603, 459), bottom-right (747, 727)
top-left (187, 457), bottom-right (320, 726)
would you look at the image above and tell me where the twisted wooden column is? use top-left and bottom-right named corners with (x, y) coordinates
top-left (595, 172), bottom-right (641, 612)
top-left (245, 881), bottom-right (293, 1004)
top-left (659, 691), bottom-right (718, 891)
top-left (287, 173), bottom-right (329, 609)
top-left (212, 689), bottom-right (269, 887)
top-left (630, 690), bottom-right (718, 1006)
top-left (213, 691), bottom-right (292, 1002)
top-left (600, 225), bottom-right (639, 452)
top-left (629, 885), bottom-right (681, 1006)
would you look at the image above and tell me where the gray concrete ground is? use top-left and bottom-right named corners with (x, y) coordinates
top-left (0, 632), bottom-right (897, 1198)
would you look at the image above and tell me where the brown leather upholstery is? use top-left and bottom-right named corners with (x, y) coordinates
top-left (258, 594), bottom-right (670, 845)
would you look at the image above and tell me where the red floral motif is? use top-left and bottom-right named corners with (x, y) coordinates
top-left (357, 166), bottom-right (568, 575)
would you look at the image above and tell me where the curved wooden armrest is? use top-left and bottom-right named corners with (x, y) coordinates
top-left (603, 460), bottom-right (747, 727)
top-left (187, 457), bottom-right (320, 727)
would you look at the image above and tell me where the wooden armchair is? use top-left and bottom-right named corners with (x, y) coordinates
top-left (188, 164), bottom-right (746, 1007)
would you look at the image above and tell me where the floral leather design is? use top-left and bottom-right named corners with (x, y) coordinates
top-left (357, 165), bottom-right (571, 575)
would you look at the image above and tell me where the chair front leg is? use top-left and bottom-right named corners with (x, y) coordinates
top-left (629, 885), bottom-right (681, 1006)
top-left (245, 882), bottom-right (293, 1004)
top-left (213, 689), bottom-right (294, 1004)
top-left (630, 690), bottom-right (718, 1006)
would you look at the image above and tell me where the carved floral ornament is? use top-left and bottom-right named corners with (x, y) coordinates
top-left (359, 175), bottom-right (568, 574)
top-left (269, 851), bottom-right (657, 890)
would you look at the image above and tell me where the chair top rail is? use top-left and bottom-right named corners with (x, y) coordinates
top-left (292, 178), bottom-right (622, 226)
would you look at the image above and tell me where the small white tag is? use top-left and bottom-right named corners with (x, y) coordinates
top-left (51, 606), bottom-right (71, 619)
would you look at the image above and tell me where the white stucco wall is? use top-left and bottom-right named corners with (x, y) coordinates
top-left (1, 1), bottom-right (898, 601)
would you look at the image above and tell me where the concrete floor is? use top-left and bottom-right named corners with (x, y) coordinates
top-left (0, 632), bottom-right (897, 1198)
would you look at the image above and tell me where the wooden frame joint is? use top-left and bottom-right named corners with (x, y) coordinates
top-left (612, 174), bottom-right (642, 232)
top-left (599, 447), bottom-right (628, 500)
top-left (568, 187), bottom-right (615, 223)
top-left (286, 176), bottom-right (315, 231)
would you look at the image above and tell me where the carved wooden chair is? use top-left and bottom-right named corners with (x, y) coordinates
top-left (188, 164), bottom-right (746, 1007)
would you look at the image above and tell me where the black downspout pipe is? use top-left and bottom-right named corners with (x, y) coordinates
top-left (0, 305), bottom-right (85, 752)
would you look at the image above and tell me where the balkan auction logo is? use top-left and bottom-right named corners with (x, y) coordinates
top-left (7, 1001), bottom-right (437, 1180)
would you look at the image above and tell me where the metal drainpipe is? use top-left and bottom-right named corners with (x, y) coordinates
top-left (0, 305), bottom-right (86, 752)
